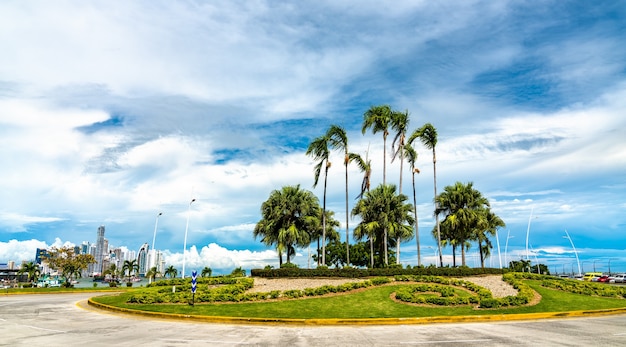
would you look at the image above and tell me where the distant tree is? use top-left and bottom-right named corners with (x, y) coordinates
top-left (164, 265), bottom-right (178, 278)
top-left (146, 266), bottom-right (160, 283)
top-left (18, 261), bottom-right (40, 283)
top-left (44, 246), bottom-right (95, 287)
top-left (103, 263), bottom-right (119, 281)
top-left (122, 259), bottom-right (139, 282)
top-left (230, 267), bottom-right (246, 277)
top-left (201, 266), bottom-right (212, 277)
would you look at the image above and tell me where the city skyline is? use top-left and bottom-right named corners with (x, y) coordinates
top-left (1, 1), bottom-right (625, 274)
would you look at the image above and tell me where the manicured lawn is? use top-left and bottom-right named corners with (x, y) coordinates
top-left (92, 280), bottom-right (626, 319)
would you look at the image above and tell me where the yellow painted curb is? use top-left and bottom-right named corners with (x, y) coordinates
top-left (86, 298), bottom-right (626, 326)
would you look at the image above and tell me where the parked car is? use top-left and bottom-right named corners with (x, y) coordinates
top-left (583, 272), bottom-right (603, 281)
top-left (608, 274), bottom-right (626, 283)
top-left (597, 275), bottom-right (610, 283)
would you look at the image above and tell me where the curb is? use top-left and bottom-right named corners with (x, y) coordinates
top-left (86, 298), bottom-right (626, 326)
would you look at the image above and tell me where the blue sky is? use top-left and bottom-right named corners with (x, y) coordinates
top-left (1, 1), bottom-right (625, 275)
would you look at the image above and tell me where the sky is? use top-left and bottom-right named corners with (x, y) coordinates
top-left (1, 1), bottom-right (625, 275)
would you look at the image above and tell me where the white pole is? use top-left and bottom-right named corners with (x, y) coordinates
top-left (525, 207), bottom-right (534, 263)
top-left (149, 212), bottom-right (162, 284)
top-left (495, 229), bottom-right (502, 269)
top-left (504, 230), bottom-right (513, 268)
top-left (182, 199), bottom-right (196, 279)
top-left (563, 229), bottom-right (581, 276)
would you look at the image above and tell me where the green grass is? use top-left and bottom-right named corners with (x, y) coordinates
top-left (92, 280), bottom-right (626, 319)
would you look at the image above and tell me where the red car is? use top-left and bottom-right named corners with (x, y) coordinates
top-left (597, 275), bottom-right (610, 283)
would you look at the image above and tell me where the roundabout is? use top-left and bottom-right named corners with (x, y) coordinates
top-left (1, 292), bottom-right (626, 346)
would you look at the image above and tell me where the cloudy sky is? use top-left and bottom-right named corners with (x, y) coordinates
top-left (1, 1), bottom-right (625, 275)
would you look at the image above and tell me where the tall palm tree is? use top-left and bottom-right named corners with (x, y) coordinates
top-left (327, 124), bottom-right (351, 266)
top-left (18, 261), bottom-right (40, 283)
top-left (122, 259), bottom-right (139, 281)
top-left (164, 265), bottom-right (178, 278)
top-left (351, 184), bottom-right (414, 267)
top-left (391, 109), bottom-right (410, 195)
top-left (404, 145), bottom-right (421, 266)
top-left (349, 151), bottom-right (374, 267)
top-left (435, 181), bottom-right (489, 266)
top-left (362, 105), bottom-right (393, 184)
top-left (254, 185), bottom-right (320, 265)
top-left (306, 134), bottom-right (331, 265)
top-left (409, 123), bottom-right (442, 267)
top-left (475, 208), bottom-right (505, 268)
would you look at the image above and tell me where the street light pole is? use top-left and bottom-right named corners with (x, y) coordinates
top-left (149, 212), bottom-right (162, 284)
top-left (563, 229), bottom-right (581, 276)
top-left (504, 230), bottom-right (514, 268)
top-left (182, 198), bottom-right (196, 279)
top-left (525, 207), bottom-right (534, 263)
top-left (495, 229), bottom-right (502, 269)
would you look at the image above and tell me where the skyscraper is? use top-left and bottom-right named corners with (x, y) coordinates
top-left (95, 225), bottom-right (106, 275)
top-left (137, 243), bottom-right (149, 276)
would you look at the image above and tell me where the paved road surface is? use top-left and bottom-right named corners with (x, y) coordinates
top-left (1, 293), bottom-right (626, 346)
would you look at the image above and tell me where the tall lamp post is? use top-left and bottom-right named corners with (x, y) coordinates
top-left (504, 230), bottom-right (514, 268)
top-left (563, 229), bottom-right (581, 276)
top-left (149, 212), bottom-right (162, 284)
top-left (181, 198), bottom-right (196, 279)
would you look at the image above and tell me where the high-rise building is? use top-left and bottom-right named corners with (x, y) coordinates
top-left (94, 225), bottom-right (107, 275)
top-left (137, 243), bottom-right (150, 276)
top-left (35, 248), bottom-right (48, 264)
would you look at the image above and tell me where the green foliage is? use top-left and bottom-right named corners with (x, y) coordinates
top-left (229, 267), bottom-right (247, 277)
top-left (44, 246), bottom-right (95, 284)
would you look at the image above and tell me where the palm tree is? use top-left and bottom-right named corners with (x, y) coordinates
top-left (404, 145), bottom-right (421, 266)
top-left (391, 109), bottom-right (410, 195)
top-left (103, 263), bottom-right (119, 282)
top-left (201, 266), bottom-right (212, 277)
top-left (18, 261), bottom-right (40, 283)
top-left (327, 124), bottom-right (352, 266)
top-left (475, 208), bottom-right (505, 268)
top-left (362, 105), bottom-right (393, 184)
top-left (435, 181), bottom-right (490, 266)
top-left (409, 123), bottom-right (442, 267)
top-left (146, 266), bottom-right (160, 283)
top-left (254, 185), bottom-right (320, 265)
top-left (306, 134), bottom-right (332, 265)
top-left (351, 184), bottom-right (414, 267)
top-left (122, 259), bottom-right (139, 281)
top-left (164, 265), bottom-right (178, 278)
top-left (349, 151), bottom-right (374, 267)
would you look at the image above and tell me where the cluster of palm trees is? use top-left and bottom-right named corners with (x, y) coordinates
top-left (254, 104), bottom-right (505, 269)
top-left (104, 262), bottom-right (213, 282)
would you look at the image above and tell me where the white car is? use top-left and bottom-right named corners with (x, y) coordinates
top-left (608, 274), bottom-right (626, 283)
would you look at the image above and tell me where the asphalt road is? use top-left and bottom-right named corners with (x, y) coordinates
top-left (1, 293), bottom-right (626, 346)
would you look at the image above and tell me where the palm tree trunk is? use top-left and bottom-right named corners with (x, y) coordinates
top-left (322, 163), bottom-right (329, 266)
top-left (433, 147), bottom-right (443, 267)
top-left (344, 159), bottom-right (350, 266)
top-left (370, 237), bottom-right (374, 268)
top-left (412, 173), bottom-right (420, 266)
top-left (478, 240), bottom-right (485, 268)
top-left (461, 241), bottom-right (466, 267)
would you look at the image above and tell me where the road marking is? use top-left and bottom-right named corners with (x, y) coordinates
top-left (401, 339), bottom-right (492, 344)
